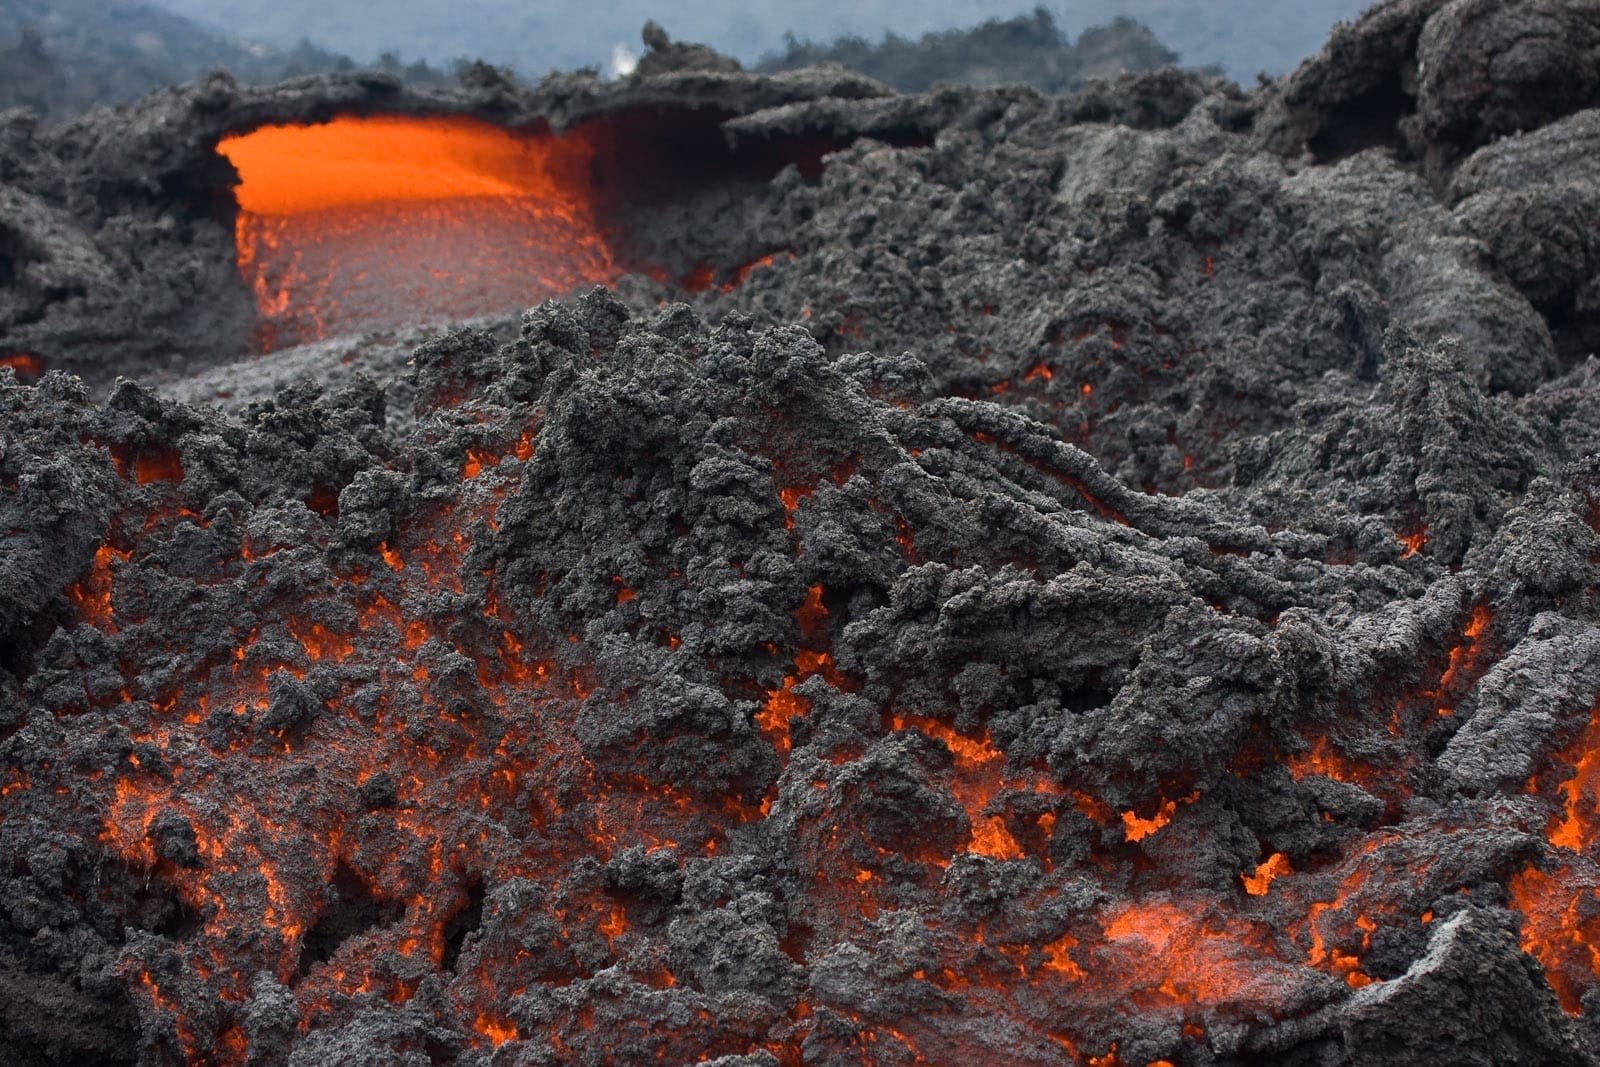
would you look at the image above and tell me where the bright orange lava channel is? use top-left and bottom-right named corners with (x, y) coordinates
top-left (216, 115), bottom-right (621, 351)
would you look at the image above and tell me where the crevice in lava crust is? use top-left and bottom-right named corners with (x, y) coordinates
top-left (439, 876), bottom-right (486, 974)
top-left (298, 862), bottom-right (405, 977)
top-left (1306, 68), bottom-right (1414, 163)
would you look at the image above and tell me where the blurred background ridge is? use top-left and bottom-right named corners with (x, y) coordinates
top-left (0, 0), bottom-right (1370, 123)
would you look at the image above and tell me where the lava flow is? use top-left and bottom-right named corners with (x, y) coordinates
top-left (7, 1), bottom-right (1600, 1063)
top-left (218, 115), bottom-right (622, 351)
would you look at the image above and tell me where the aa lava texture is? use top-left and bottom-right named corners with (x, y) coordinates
top-left (3, 1), bottom-right (1600, 1064)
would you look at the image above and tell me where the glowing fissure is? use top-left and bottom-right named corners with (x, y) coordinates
top-left (1509, 694), bottom-right (1600, 1014)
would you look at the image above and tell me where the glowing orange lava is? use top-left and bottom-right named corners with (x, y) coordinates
top-left (1121, 798), bottom-right (1177, 843)
top-left (1504, 693), bottom-right (1600, 1013)
top-left (1287, 736), bottom-right (1392, 796)
top-left (721, 251), bottom-right (794, 292)
top-left (889, 711), bottom-right (1064, 863)
top-left (1435, 604), bottom-right (1491, 696)
top-left (1396, 525), bottom-right (1427, 558)
top-left (1241, 853), bottom-right (1292, 896)
top-left (133, 450), bottom-right (184, 486)
top-left (1081, 899), bottom-right (1281, 1011)
top-left (67, 543), bottom-right (129, 630)
top-left (1547, 699), bottom-right (1600, 852)
top-left (474, 1014), bottom-right (519, 1046)
top-left (758, 586), bottom-right (842, 753)
top-left (39, 366), bottom-right (1559, 1062)
top-left (1509, 863), bottom-right (1600, 1013)
top-left (217, 115), bottom-right (621, 350)
top-left (1, 352), bottom-right (44, 381)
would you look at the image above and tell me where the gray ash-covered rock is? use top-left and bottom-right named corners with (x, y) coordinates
top-left (3, 0), bottom-right (1600, 1064)
top-left (1341, 907), bottom-right (1589, 1066)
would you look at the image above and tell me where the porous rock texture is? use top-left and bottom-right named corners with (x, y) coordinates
top-left (4, 2), bottom-right (1600, 1065)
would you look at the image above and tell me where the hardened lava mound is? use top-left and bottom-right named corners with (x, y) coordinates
top-left (5, 1), bottom-right (1600, 1065)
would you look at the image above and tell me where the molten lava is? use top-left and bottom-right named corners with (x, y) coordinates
top-left (1, 352), bottom-right (44, 383)
top-left (217, 115), bottom-right (621, 350)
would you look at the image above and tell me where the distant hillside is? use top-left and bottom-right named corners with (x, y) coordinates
top-left (1053, 0), bottom-right (1370, 83)
top-left (756, 10), bottom-right (1181, 93)
top-left (142, 0), bottom-right (1369, 84)
top-left (0, 0), bottom-right (455, 123)
top-left (3, 0), bottom-right (1373, 125)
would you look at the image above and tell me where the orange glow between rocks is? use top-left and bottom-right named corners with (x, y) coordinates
top-left (1548, 699), bottom-right (1600, 852)
top-left (1082, 898), bottom-right (1280, 1011)
top-left (721, 251), bottom-right (794, 292)
top-left (1287, 736), bottom-right (1391, 795)
top-left (969, 814), bottom-right (1026, 861)
top-left (68, 415), bottom-right (769, 1062)
top-left (42, 384), bottom-right (1581, 1060)
top-left (1, 352), bottom-right (44, 380)
top-left (133, 451), bottom-right (184, 485)
top-left (1435, 604), bottom-right (1491, 696)
top-left (1506, 692), bottom-right (1600, 1014)
top-left (1297, 848), bottom-right (1380, 990)
top-left (474, 1014), bottom-right (519, 1046)
top-left (1039, 934), bottom-right (1085, 980)
top-left (795, 584), bottom-right (829, 638)
top-left (67, 543), bottom-right (129, 630)
top-left (1121, 799), bottom-right (1177, 843)
top-left (758, 586), bottom-right (843, 754)
top-left (757, 678), bottom-right (808, 753)
top-left (1241, 853), bottom-right (1292, 896)
top-left (778, 485), bottom-right (811, 529)
top-left (1396, 525), bottom-right (1427, 558)
top-left (107, 444), bottom-right (186, 486)
top-left (889, 711), bottom-right (1063, 863)
top-left (1509, 863), bottom-right (1600, 1014)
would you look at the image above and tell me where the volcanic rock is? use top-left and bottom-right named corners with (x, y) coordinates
top-left (1341, 907), bottom-right (1587, 1065)
top-left (2, 1), bottom-right (1600, 1065)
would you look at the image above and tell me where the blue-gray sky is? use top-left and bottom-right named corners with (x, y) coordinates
top-left (143, 1), bottom-right (1373, 83)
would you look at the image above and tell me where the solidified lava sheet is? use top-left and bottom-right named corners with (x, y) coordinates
top-left (5, 2), bottom-right (1600, 1065)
